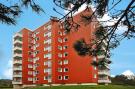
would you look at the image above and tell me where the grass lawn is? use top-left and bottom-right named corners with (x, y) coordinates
top-left (23, 85), bottom-right (135, 89)
top-left (0, 88), bottom-right (13, 89)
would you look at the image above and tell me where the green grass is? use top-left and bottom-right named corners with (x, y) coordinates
top-left (0, 88), bottom-right (13, 89)
top-left (23, 85), bottom-right (135, 89)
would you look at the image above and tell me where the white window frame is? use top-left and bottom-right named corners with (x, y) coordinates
top-left (63, 60), bottom-right (68, 65)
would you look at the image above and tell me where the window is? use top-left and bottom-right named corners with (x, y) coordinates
top-left (33, 57), bottom-right (39, 63)
top-left (94, 66), bottom-right (97, 70)
top-left (44, 46), bottom-right (52, 52)
top-left (64, 76), bottom-right (69, 80)
top-left (35, 77), bottom-right (39, 81)
top-left (35, 43), bottom-right (39, 47)
top-left (47, 25), bottom-right (52, 30)
top-left (35, 37), bottom-right (39, 41)
top-left (44, 60), bottom-right (51, 66)
top-left (44, 32), bottom-right (51, 37)
top-left (63, 38), bottom-right (68, 42)
top-left (58, 31), bottom-right (62, 36)
top-left (63, 52), bottom-right (68, 57)
top-left (44, 76), bottom-right (48, 80)
top-left (44, 75), bottom-right (51, 80)
top-left (28, 71), bottom-right (33, 75)
top-left (93, 57), bottom-right (96, 61)
top-left (58, 68), bottom-right (62, 72)
top-left (35, 50), bottom-right (39, 54)
top-left (63, 45), bottom-right (68, 50)
top-left (28, 58), bottom-right (33, 62)
top-left (63, 60), bottom-right (68, 65)
top-left (58, 38), bottom-right (62, 43)
top-left (28, 77), bottom-right (33, 81)
top-left (63, 31), bottom-right (66, 35)
top-left (58, 46), bottom-right (62, 50)
top-left (28, 64), bottom-right (33, 68)
top-left (44, 53), bottom-right (52, 59)
top-left (58, 60), bottom-right (62, 65)
top-left (94, 74), bottom-right (97, 78)
top-left (58, 53), bottom-right (62, 58)
top-left (35, 71), bottom-right (39, 75)
top-left (44, 39), bottom-right (52, 44)
top-left (44, 68), bottom-right (51, 73)
top-left (35, 31), bottom-right (39, 35)
top-left (58, 76), bottom-right (62, 80)
top-left (64, 68), bottom-right (68, 72)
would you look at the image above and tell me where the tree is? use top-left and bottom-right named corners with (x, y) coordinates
top-left (53, 0), bottom-right (135, 66)
top-left (111, 75), bottom-right (135, 86)
top-left (0, 0), bottom-right (44, 25)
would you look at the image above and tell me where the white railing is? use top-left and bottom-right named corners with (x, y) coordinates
top-left (48, 79), bottom-right (52, 83)
top-left (14, 46), bottom-right (22, 51)
top-left (13, 67), bottom-right (22, 71)
top-left (97, 55), bottom-right (105, 59)
top-left (14, 40), bottom-right (22, 44)
top-left (13, 74), bottom-right (22, 77)
top-left (13, 60), bottom-right (22, 64)
top-left (12, 81), bottom-right (22, 84)
top-left (98, 70), bottom-right (110, 76)
top-left (13, 54), bottom-right (22, 57)
top-left (14, 33), bottom-right (22, 38)
top-left (98, 79), bottom-right (111, 83)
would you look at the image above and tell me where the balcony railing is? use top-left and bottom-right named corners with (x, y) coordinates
top-left (98, 79), bottom-right (111, 83)
top-left (14, 33), bottom-right (22, 38)
top-left (13, 74), bottom-right (22, 77)
top-left (98, 70), bottom-right (110, 76)
top-left (14, 40), bottom-right (22, 44)
top-left (12, 81), bottom-right (22, 84)
top-left (13, 54), bottom-right (22, 57)
top-left (13, 67), bottom-right (22, 71)
top-left (13, 60), bottom-right (22, 64)
top-left (97, 55), bottom-right (105, 59)
top-left (14, 46), bottom-right (22, 51)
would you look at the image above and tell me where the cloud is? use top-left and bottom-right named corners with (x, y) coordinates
top-left (2, 60), bottom-right (13, 79)
top-left (111, 75), bottom-right (115, 77)
top-left (3, 68), bottom-right (12, 79)
top-left (8, 59), bottom-right (13, 67)
top-left (64, 3), bottom-right (89, 16)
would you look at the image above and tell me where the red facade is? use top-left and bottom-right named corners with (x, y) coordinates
top-left (12, 9), bottom-right (111, 87)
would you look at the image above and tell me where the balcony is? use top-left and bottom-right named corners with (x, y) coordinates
top-left (13, 54), bottom-right (22, 58)
top-left (13, 74), bottom-right (22, 77)
top-left (13, 60), bottom-right (22, 64)
top-left (12, 81), bottom-right (22, 84)
top-left (48, 79), bottom-right (52, 83)
top-left (14, 33), bottom-right (22, 38)
top-left (97, 55), bottom-right (105, 59)
top-left (98, 79), bottom-right (111, 83)
top-left (14, 40), bottom-right (22, 44)
top-left (98, 70), bottom-right (110, 76)
top-left (13, 67), bottom-right (22, 71)
top-left (14, 46), bottom-right (22, 51)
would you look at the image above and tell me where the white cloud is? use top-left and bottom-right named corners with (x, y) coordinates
top-left (111, 75), bottom-right (115, 77)
top-left (8, 59), bottom-right (13, 67)
top-left (64, 3), bottom-right (88, 16)
top-left (2, 60), bottom-right (13, 79)
top-left (3, 68), bottom-right (12, 79)
top-left (64, 4), bottom-right (128, 34)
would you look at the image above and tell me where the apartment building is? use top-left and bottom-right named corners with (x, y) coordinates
top-left (12, 9), bottom-right (111, 88)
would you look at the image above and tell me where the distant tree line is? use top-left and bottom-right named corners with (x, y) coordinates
top-left (111, 75), bottom-right (135, 86)
top-left (0, 79), bottom-right (13, 88)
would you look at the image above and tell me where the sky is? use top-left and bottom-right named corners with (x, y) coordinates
top-left (0, 0), bottom-right (134, 79)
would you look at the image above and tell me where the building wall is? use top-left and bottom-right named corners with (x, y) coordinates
top-left (13, 9), bottom-right (110, 86)
top-left (21, 29), bottom-right (33, 84)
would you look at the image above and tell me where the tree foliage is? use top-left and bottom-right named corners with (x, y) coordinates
top-left (0, 0), bottom-right (44, 25)
top-left (53, 0), bottom-right (135, 66)
top-left (111, 75), bottom-right (135, 86)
